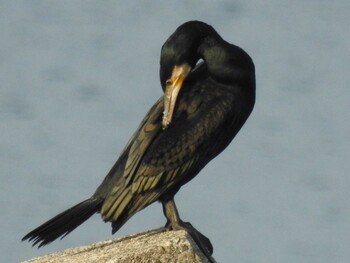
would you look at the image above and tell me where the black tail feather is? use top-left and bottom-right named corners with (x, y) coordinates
top-left (22, 198), bottom-right (103, 248)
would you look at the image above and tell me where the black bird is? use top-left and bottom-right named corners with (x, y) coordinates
top-left (23, 21), bottom-right (255, 256)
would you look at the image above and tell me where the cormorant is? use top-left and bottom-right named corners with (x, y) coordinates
top-left (22, 21), bottom-right (255, 257)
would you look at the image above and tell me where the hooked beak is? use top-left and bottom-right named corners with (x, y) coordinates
top-left (162, 63), bottom-right (192, 129)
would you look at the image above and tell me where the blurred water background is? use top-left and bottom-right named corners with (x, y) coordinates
top-left (1, 1), bottom-right (349, 262)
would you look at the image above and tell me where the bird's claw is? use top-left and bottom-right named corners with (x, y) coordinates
top-left (164, 220), bottom-right (214, 261)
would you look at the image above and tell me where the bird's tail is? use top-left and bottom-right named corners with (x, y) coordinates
top-left (22, 198), bottom-right (103, 248)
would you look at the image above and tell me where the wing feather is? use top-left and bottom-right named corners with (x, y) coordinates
top-left (131, 93), bottom-right (237, 194)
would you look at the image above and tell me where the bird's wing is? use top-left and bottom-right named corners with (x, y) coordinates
top-left (130, 92), bottom-right (237, 194)
top-left (100, 88), bottom-right (241, 226)
top-left (122, 98), bottom-right (164, 186)
top-left (99, 97), bottom-right (164, 220)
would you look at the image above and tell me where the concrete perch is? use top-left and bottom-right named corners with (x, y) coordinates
top-left (22, 228), bottom-right (216, 263)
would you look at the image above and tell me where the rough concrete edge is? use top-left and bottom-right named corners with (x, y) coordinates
top-left (22, 228), bottom-right (216, 263)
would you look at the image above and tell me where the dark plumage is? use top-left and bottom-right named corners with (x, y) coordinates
top-left (22, 21), bottom-right (255, 255)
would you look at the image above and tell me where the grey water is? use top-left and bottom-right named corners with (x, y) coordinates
top-left (1, 1), bottom-right (349, 262)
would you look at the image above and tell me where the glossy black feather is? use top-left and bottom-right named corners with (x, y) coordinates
top-left (22, 199), bottom-right (102, 247)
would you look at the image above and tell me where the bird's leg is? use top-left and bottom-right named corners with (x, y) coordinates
top-left (162, 198), bottom-right (214, 259)
top-left (162, 197), bottom-right (181, 230)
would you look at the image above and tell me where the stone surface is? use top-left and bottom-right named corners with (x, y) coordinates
top-left (22, 228), bottom-right (216, 263)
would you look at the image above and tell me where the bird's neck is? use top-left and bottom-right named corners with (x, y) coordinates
top-left (198, 36), bottom-right (255, 87)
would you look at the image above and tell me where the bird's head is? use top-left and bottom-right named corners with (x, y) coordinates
top-left (159, 21), bottom-right (219, 129)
